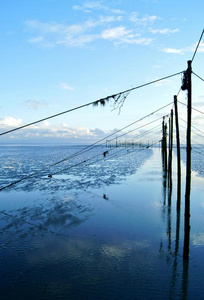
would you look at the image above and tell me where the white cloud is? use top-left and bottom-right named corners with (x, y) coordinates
top-left (123, 37), bottom-right (152, 45)
top-left (150, 28), bottom-right (179, 34)
top-left (0, 117), bottom-right (107, 142)
top-left (73, 1), bottom-right (125, 14)
top-left (25, 5), bottom-right (157, 48)
top-left (25, 99), bottom-right (49, 110)
top-left (25, 20), bottom-right (64, 34)
top-left (27, 36), bottom-right (44, 44)
top-left (43, 120), bottom-right (50, 127)
top-left (57, 33), bottom-right (99, 47)
top-left (26, 19), bottom-right (100, 47)
top-left (163, 48), bottom-right (184, 54)
top-left (60, 83), bottom-right (74, 91)
top-left (73, 1), bottom-right (107, 12)
top-left (40, 124), bottom-right (94, 139)
top-left (162, 42), bottom-right (204, 56)
top-left (101, 26), bottom-right (131, 40)
top-left (0, 116), bottom-right (23, 127)
top-left (98, 15), bottom-right (123, 23)
top-left (191, 102), bottom-right (204, 125)
top-left (153, 65), bottom-right (161, 68)
top-left (101, 26), bottom-right (152, 45)
top-left (129, 12), bottom-right (160, 26)
top-left (25, 18), bottom-right (153, 47)
top-left (198, 42), bottom-right (204, 52)
top-left (189, 42), bottom-right (204, 53)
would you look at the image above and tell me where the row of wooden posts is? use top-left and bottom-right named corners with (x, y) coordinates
top-left (161, 60), bottom-right (192, 259)
top-left (161, 98), bottom-right (180, 201)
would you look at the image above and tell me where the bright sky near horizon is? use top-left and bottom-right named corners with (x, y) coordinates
top-left (0, 0), bottom-right (204, 144)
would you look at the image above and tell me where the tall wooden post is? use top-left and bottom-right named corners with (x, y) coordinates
top-left (174, 96), bottom-right (181, 209)
top-left (185, 60), bottom-right (192, 216)
top-left (168, 115), bottom-right (171, 173)
top-left (162, 118), bottom-right (165, 159)
top-left (164, 122), bottom-right (167, 173)
top-left (182, 60), bottom-right (192, 259)
top-left (168, 109), bottom-right (173, 189)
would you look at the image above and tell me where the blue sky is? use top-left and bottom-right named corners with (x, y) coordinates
top-left (0, 0), bottom-right (204, 144)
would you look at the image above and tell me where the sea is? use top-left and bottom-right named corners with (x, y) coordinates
top-left (0, 144), bottom-right (204, 299)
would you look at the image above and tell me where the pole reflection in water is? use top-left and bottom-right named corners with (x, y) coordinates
top-left (167, 188), bottom-right (172, 254)
top-left (170, 206), bottom-right (181, 298)
top-left (160, 175), bottom-right (190, 299)
top-left (182, 256), bottom-right (189, 299)
top-left (1, 146), bottom-right (203, 299)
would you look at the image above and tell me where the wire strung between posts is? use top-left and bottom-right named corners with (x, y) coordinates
top-left (104, 116), bottom-right (165, 146)
top-left (25, 102), bottom-right (171, 175)
top-left (177, 87), bottom-right (182, 98)
top-left (51, 123), bottom-right (163, 177)
top-left (192, 29), bottom-right (204, 62)
top-left (1, 116), bottom-right (164, 190)
top-left (178, 100), bottom-right (204, 116)
top-left (0, 71), bottom-right (183, 137)
top-left (178, 122), bottom-right (204, 155)
top-left (192, 72), bottom-right (204, 82)
top-left (191, 106), bottom-right (204, 116)
top-left (0, 113), bottom-right (165, 191)
top-left (108, 122), bottom-right (162, 149)
top-left (179, 117), bottom-right (204, 139)
top-left (53, 139), bottom-right (160, 177)
top-left (192, 131), bottom-right (204, 141)
top-left (17, 101), bottom-right (172, 174)
top-left (0, 101), bottom-right (173, 192)
top-left (87, 140), bottom-right (161, 169)
top-left (43, 114), bottom-right (149, 168)
top-left (66, 101), bottom-right (171, 158)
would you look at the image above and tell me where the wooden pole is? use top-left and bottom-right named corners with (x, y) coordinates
top-left (162, 118), bottom-right (165, 164)
top-left (168, 109), bottom-right (173, 189)
top-left (174, 95), bottom-right (181, 209)
top-left (168, 116), bottom-right (171, 186)
top-left (162, 118), bottom-right (167, 170)
top-left (185, 61), bottom-right (192, 218)
top-left (164, 122), bottom-right (167, 173)
top-left (183, 60), bottom-right (192, 259)
top-left (171, 109), bottom-right (173, 186)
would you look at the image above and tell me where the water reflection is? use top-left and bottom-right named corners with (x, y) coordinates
top-left (1, 147), bottom-right (204, 299)
top-left (161, 172), bottom-right (190, 299)
top-left (191, 233), bottom-right (204, 246)
top-left (0, 193), bottom-right (93, 239)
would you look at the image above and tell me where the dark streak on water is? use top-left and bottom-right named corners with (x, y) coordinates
top-left (0, 145), bottom-right (204, 299)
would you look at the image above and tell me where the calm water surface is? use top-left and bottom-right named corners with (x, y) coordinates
top-left (0, 145), bottom-right (204, 299)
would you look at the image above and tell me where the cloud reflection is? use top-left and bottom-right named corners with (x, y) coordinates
top-left (191, 233), bottom-right (204, 246)
top-left (0, 194), bottom-right (93, 239)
